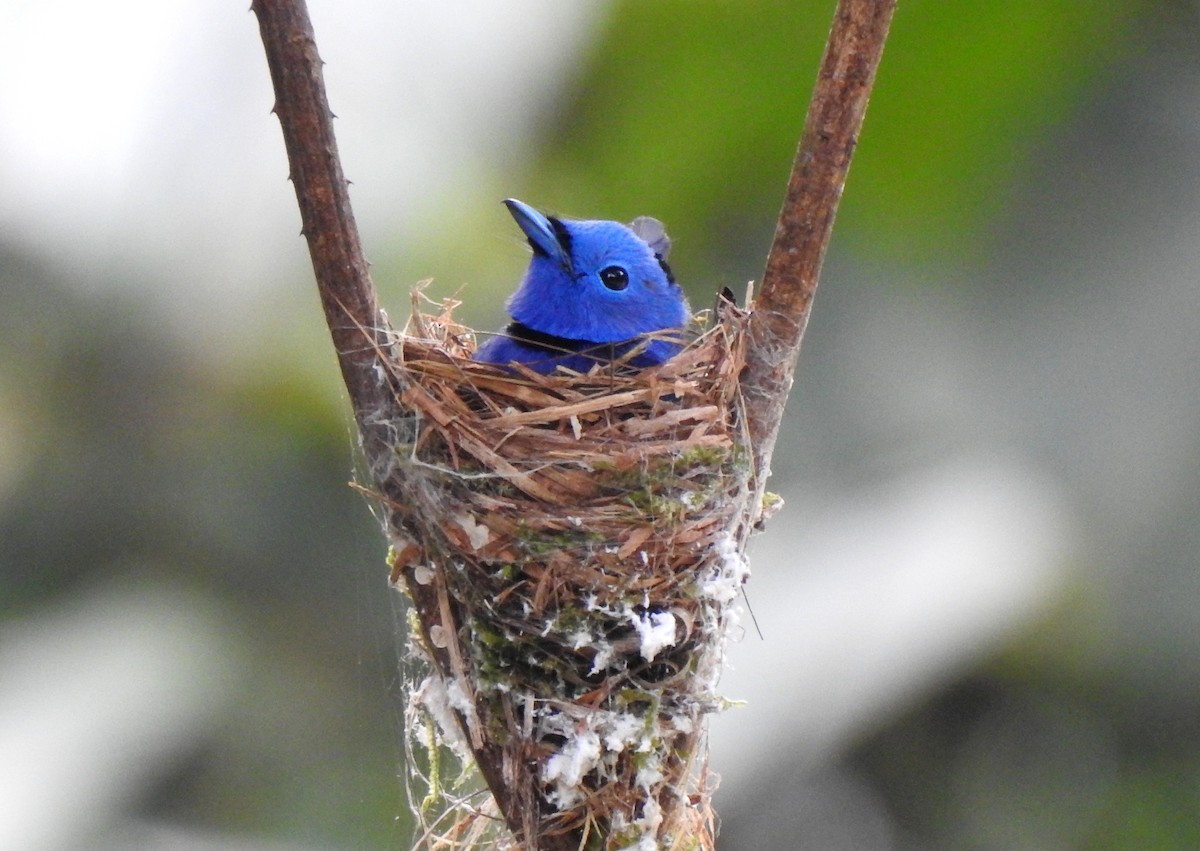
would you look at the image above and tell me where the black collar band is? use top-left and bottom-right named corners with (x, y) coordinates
top-left (505, 321), bottom-right (597, 354)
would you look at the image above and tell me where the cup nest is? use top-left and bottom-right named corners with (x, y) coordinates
top-left (374, 290), bottom-right (755, 851)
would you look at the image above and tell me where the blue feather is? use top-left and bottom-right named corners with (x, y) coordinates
top-left (474, 199), bottom-right (689, 374)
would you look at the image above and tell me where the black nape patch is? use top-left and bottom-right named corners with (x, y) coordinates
top-left (547, 216), bottom-right (574, 256)
top-left (506, 321), bottom-right (588, 353)
top-left (656, 256), bottom-right (676, 286)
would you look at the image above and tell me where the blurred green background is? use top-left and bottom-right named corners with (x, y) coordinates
top-left (3, 1), bottom-right (1200, 849)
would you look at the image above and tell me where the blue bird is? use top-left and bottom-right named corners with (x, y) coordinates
top-left (473, 199), bottom-right (690, 374)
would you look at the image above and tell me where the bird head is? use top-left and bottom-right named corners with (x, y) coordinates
top-left (502, 198), bottom-right (689, 343)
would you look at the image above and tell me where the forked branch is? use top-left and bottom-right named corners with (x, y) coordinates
top-left (253, 0), bottom-right (895, 847)
top-left (253, 0), bottom-right (896, 520)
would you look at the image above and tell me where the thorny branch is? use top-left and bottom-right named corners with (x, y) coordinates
top-left (252, 0), bottom-right (395, 460)
top-left (252, 0), bottom-right (527, 839)
top-left (741, 0), bottom-right (897, 515)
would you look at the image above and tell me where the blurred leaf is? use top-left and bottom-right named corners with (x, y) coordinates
top-left (526, 0), bottom-right (1137, 273)
top-left (1085, 767), bottom-right (1200, 850)
top-left (850, 0), bottom-right (1135, 260)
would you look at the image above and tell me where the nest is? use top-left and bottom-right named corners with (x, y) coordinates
top-left (372, 291), bottom-right (756, 851)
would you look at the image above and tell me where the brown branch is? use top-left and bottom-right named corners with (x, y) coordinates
top-left (252, 2), bottom-right (529, 842)
top-left (252, 0), bottom-right (394, 453)
top-left (742, 0), bottom-right (897, 513)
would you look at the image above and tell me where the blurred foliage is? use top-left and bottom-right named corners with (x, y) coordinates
top-left (525, 0), bottom-right (1136, 278)
top-left (2, 1), bottom-right (1192, 849)
top-left (1088, 767), bottom-right (1200, 850)
top-left (0, 245), bottom-right (407, 847)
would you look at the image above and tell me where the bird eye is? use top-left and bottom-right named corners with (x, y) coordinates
top-left (599, 266), bottom-right (629, 291)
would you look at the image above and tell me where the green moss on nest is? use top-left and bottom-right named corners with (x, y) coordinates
top-left (513, 522), bottom-right (606, 556)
